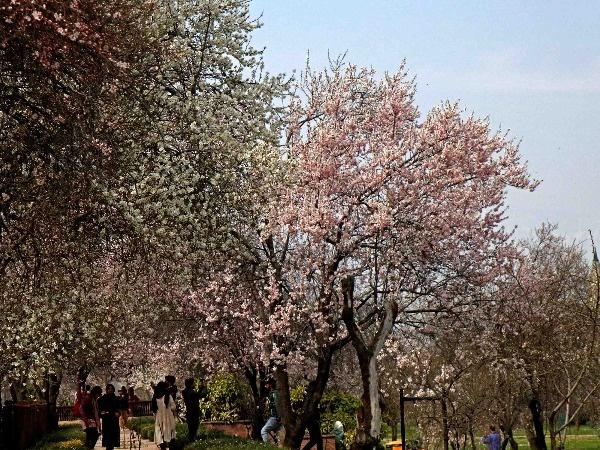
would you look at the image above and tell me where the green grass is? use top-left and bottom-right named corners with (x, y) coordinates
top-left (26, 423), bottom-right (86, 450)
top-left (509, 426), bottom-right (600, 450)
top-left (380, 425), bottom-right (600, 450)
top-left (184, 432), bottom-right (279, 450)
top-left (128, 416), bottom-right (278, 450)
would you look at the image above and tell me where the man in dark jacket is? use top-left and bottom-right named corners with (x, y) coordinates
top-left (182, 378), bottom-right (201, 441)
top-left (98, 384), bottom-right (120, 450)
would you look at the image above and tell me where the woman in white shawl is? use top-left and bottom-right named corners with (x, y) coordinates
top-left (152, 381), bottom-right (177, 449)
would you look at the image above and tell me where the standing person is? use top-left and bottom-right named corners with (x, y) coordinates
top-left (118, 386), bottom-right (129, 429)
top-left (165, 375), bottom-right (178, 398)
top-left (261, 378), bottom-right (281, 444)
top-left (98, 384), bottom-right (121, 450)
top-left (182, 378), bottom-right (201, 442)
top-left (127, 387), bottom-right (140, 416)
top-left (153, 381), bottom-right (177, 450)
top-left (80, 386), bottom-right (102, 450)
top-left (332, 421), bottom-right (345, 450)
top-left (128, 387), bottom-right (140, 402)
top-left (482, 426), bottom-right (501, 450)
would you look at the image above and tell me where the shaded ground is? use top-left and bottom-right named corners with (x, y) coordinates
top-left (28, 422), bottom-right (279, 450)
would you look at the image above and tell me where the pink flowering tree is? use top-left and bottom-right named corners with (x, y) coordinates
top-left (281, 62), bottom-right (536, 449)
top-left (184, 61), bottom-right (536, 449)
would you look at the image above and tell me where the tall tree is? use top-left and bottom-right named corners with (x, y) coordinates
top-left (280, 62), bottom-right (536, 449)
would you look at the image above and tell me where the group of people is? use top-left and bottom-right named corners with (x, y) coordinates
top-left (78, 383), bottom-right (140, 450)
top-left (77, 373), bottom-right (344, 450)
top-left (151, 375), bottom-right (208, 449)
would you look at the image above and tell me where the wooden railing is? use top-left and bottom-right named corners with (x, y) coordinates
top-left (0, 402), bottom-right (49, 450)
top-left (57, 400), bottom-right (152, 422)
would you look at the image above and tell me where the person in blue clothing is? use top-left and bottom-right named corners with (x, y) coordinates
top-left (481, 425), bottom-right (501, 450)
top-left (261, 378), bottom-right (281, 443)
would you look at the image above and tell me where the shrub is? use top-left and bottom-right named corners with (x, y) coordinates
top-left (200, 373), bottom-right (251, 422)
top-left (288, 386), bottom-right (360, 436)
top-left (128, 416), bottom-right (188, 447)
top-left (320, 389), bottom-right (361, 436)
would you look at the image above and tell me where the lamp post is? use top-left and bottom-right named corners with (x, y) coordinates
top-left (399, 388), bottom-right (440, 450)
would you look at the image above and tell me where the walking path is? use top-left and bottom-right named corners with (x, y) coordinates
top-left (94, 427), bottom-right (156, 450)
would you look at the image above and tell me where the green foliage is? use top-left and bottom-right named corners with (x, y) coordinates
top-left (290, 384), bottom-right (306, 405)
top-left (289, 386), bottom-right (360, 436)
top-left (320, 389), bottom-right (361, 436)
top-left (27, 423), bottom-right (85, 450)
top-left (200, 373), bottom-right (251, 422)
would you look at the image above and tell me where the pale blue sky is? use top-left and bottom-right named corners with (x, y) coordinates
top-left (249, 0), bottom-right (600, 247)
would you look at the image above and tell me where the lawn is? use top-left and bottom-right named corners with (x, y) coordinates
top-left (381, 425), bottom-right (600, 450)
top-left (510, 426), bottom-right (600, 450)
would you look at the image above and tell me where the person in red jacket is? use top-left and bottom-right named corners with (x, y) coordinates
top-left (80, 386), bottom-right (102, 450)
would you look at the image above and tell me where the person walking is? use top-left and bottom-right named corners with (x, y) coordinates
top-left (482, 425), bottom-right (501, 450)
top-left (98, 384), bottom-right (121, 450)
top-left (182, 378), bottom-right (201, 442)
top-left (80, 386), bottom-right (102, 450)
top-left (128, 387), bottom-right (140, 402)
top-left (153, 381), bottom-right (177, 450)
top-left (127, 386), bottom-right (140, 415)
top-left (118, 386), bottom-right (129, 429)
top-left (261, 378), bottom-right (281, 444)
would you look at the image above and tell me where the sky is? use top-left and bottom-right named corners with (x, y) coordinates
top-left (249, 0), bottom-right (600, 249)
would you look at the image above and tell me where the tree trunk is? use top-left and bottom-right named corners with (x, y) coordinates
top-left (527, 398), bottom-right (547, 450)
top-left (243, 365), bottom-right (267, 440)
top-left (441, 397), bottom-right (450, 450)
top-left (548, 412), bottom-right (557, 450)
top-left (502, 427), bottom-right (518, 450)
top-left (341, 276), bottom-right (398, 450)
top-left (468, 421), bottom-right (476, 450)
top-left (279, 347), bottom-right (338, 449)
top-left (46, 373), bottom-right (62, 430)
top-left (351, 353), bottom-right (383, 450)
top-left (391, 422), bottom-right (398, 441)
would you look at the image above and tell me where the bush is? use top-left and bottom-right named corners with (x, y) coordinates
top-left (200, 373), bottom-right (251, 422)
top-left (27, 423), bottom-right (86, 450)
top-left (128, 416), bottom-right (188, 447)
top-left (320, 389), bottom-right (360, 436)
top-left (289, 386), bottom-right (360, 436)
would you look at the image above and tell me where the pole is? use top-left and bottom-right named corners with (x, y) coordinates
top-left (400, 388), bottom-right (406, 450)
